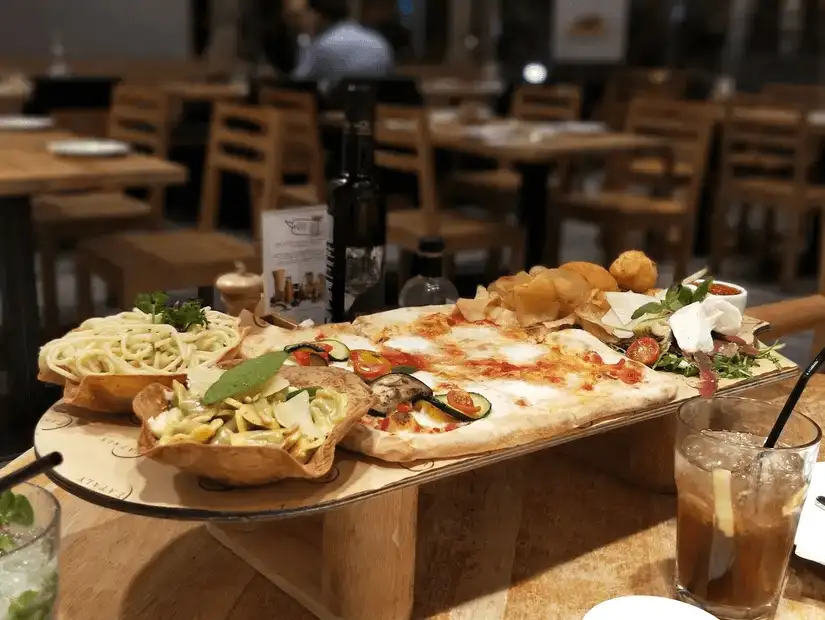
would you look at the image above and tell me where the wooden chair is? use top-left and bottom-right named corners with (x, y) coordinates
top-left (34, 84), bottom-right (172, 333)
top-left (710, 94), bottom-right (825, 292)
top-left (378, 104), bottom-right (524, 282)
top-left (763, 83), bottom-right (825, 107)
top-left (446, 84), bottom-right (582, 196)
top-left (558, 99), bottom-right (716, 278)
top-left (74, 102), bottom-right (285, 317)
top-left (258, 87), bottom-right (325, 206)
top-left (598, 68), bottom-right (687, 130)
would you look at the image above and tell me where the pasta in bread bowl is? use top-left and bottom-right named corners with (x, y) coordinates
top-left (38, 294), bottom-right (244, 413)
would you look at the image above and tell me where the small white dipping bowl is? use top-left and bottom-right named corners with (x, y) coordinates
top-left (691, 279), bottom-right (748, 314)
top-left (583, 595), bottom-right (717, 620)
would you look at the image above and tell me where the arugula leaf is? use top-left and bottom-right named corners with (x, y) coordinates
top-left (654, 352), bottom-right (700, 377)
top-left (632, 301), bottom-right (667, 320)
top-left (0, 491), bottom-right (14, 525)
top-left (693, 278), bottom-right (713, 303)
top-left (677, 285), bottom-right (694, 308)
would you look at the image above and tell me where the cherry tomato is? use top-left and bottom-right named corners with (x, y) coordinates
top-left (396, 402), bottom-right (412, 413)
top-left (292, 350), bottom-right (312, 366)
top-left (626, 337), bottom-right (660, 367)
top-left (350, 350), bottom-right (392, 381)
top-left (446, 389), bottom-right (480, 415)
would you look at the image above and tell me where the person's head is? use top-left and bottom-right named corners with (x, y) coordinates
top-left (307, 0), bottom-right (349, 26)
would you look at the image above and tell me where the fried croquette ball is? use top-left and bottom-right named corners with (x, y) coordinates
top-left (609, 251), bottom-right (658, 293)
top-left (559, 261), bottom-right (618, 292)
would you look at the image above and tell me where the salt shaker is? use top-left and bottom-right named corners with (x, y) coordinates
top-left (215, 262), bottom-right (263, 317)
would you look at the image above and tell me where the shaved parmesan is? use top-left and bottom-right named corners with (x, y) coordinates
top-left (605, 291), bottom-right (663, 325)
top-left (274, 390), bottom-right (323, 439)
top-left (260, 374), bottom-right (290, 398)
top-left (186, 367), bottom-right (226, 399)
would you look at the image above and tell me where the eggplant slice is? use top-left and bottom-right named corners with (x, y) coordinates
top-left (368, 373), bottom-right (433, 417)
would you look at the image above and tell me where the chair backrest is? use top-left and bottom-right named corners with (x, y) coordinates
top-left (622, 98), bottom-right (716, 214)
top-left (258, 86), bottom-right (325, 199)
top-left (374, 104), bottom-right (439, 232)
top-left (510, 84), bottom-right (581, 122)
top-left (763, 83), bottom-right (825, 107)
top-left (200, 102), bottom-right (284, 240)
top-left (107, 85), bottom-right (172, 157)
top-left (719, 93), bottom-right (812, 195)
top-left (599, 68), bottom-right (686, 129)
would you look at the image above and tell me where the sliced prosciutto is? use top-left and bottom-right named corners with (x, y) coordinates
top-left (693, 352), bottom-right (718, 396)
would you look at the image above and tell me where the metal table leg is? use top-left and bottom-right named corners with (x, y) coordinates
top-left (518, 163), bottom-right (556, 269)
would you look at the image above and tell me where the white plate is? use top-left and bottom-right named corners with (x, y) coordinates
top-left (583, 596), bottom-right (717, 620)
top-left (0, 115), bottom-right (54, 131)
top-left (48, 139), bottom-right (130, 158)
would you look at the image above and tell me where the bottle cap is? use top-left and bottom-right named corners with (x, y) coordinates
top-left (418, 236), bottom-right (445, 255)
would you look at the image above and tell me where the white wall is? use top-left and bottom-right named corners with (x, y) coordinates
top-left (0, 0), bottom-right (190, 59)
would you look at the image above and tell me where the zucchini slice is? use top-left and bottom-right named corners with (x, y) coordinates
top-left (428, 393), bottom-right (492, 422)
top-left (316, 339), bottom-right (350, 362)
top-left (284, 342), bottom-right (327, 355)
top-left (286, 386), bottom-right (321, 401)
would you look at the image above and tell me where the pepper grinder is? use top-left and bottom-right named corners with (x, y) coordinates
top-left (215, 262), bottom-right (263, 317)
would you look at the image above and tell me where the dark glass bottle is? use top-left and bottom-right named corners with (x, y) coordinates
top-left (325, 83), bottom-right (387, 323)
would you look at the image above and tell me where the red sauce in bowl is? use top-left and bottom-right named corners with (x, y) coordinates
top-left (708, 282), bottom-right (742, 296)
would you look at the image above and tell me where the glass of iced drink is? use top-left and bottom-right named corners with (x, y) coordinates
top-left (0, 484), bottom-right (60, 620)
top-left (675, 397), bottom-right (821, 619)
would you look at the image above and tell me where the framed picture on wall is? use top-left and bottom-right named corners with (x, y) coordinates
top-left (552, 0), bottom-right (629, 63)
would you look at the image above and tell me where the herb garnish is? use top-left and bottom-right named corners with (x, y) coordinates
top-left (0, 490), bottom-right (35, 554)
top-left (135, 292), bottom-right (209, 332)
top-left (631, 279), bottom-right (713, 320)
top-left (653, 344), bottom-right (782, 379)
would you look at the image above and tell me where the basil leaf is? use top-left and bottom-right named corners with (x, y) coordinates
top-left (632, 302), bottom-right (665, 320)
top-left (202, 351), bottom-right (289, 405)
top-left (693, 278), bottom-right (713, 303)
top-left (665, 286), bottom-right (680, 306)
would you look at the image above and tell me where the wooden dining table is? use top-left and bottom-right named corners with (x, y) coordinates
top-left (322, 111), bottom-right (674, 268)
top-left (0, 129), bottom-right (187, 458)
top-left (4, 375), bottom-right (824, 620)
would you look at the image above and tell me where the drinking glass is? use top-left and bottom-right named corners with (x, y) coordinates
top-left (0, 483), bottom-right (60, 620)
top-left (675, 397), bottom-right (821, 620)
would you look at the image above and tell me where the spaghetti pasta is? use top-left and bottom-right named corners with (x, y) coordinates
top-left (39, 308), bottom-right (241, 383)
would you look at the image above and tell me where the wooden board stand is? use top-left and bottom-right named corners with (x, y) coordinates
top-left (208, 486), bottom-right (419, 620)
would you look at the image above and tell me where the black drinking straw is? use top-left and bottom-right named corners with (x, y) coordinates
top-left (0, 452), bottom-right (63, 494)
top-left (764, 346), bottom-right (825, 448)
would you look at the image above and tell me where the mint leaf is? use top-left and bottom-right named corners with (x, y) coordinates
top-left (0, 532), bottom-right (13, 552)
top-left (11, 495), bottom-right (34, 527)
top-left (0, 491), bottom-right (15, 523)
top-left (632, 302), bottom-right (666, 320)
top-left (693, 278), bottom-right (713, 303)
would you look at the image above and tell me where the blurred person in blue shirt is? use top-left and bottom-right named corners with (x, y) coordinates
top-left (292, 0), bottom-right (393, 92)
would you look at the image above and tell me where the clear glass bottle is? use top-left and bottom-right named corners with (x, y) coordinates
top-left (399, 237), bottom-right (459, 307)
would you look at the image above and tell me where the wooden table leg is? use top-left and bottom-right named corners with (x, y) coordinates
top-left (322, 486), bottom-right (417, 619)
top-left (208, 485), bottom-right (418, 620)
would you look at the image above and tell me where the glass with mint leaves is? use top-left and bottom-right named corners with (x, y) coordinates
top-left (0, 485), bottom-right (59, 620)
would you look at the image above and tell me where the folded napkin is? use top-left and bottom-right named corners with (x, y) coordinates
top-left (795, 461), bottom-right (825, 565)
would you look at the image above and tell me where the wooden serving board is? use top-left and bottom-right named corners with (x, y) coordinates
top-left (36, 353), bottom-right (797, 521)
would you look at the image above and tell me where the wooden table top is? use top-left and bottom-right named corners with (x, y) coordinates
top-left (321, 112), bottom-right (669, 165)
top-left (0, 132), bottom-right (186, 196)
top-left (162, 81), bottom-right (248, 102)
top-left (4, 375), bottom-right (824, 620)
